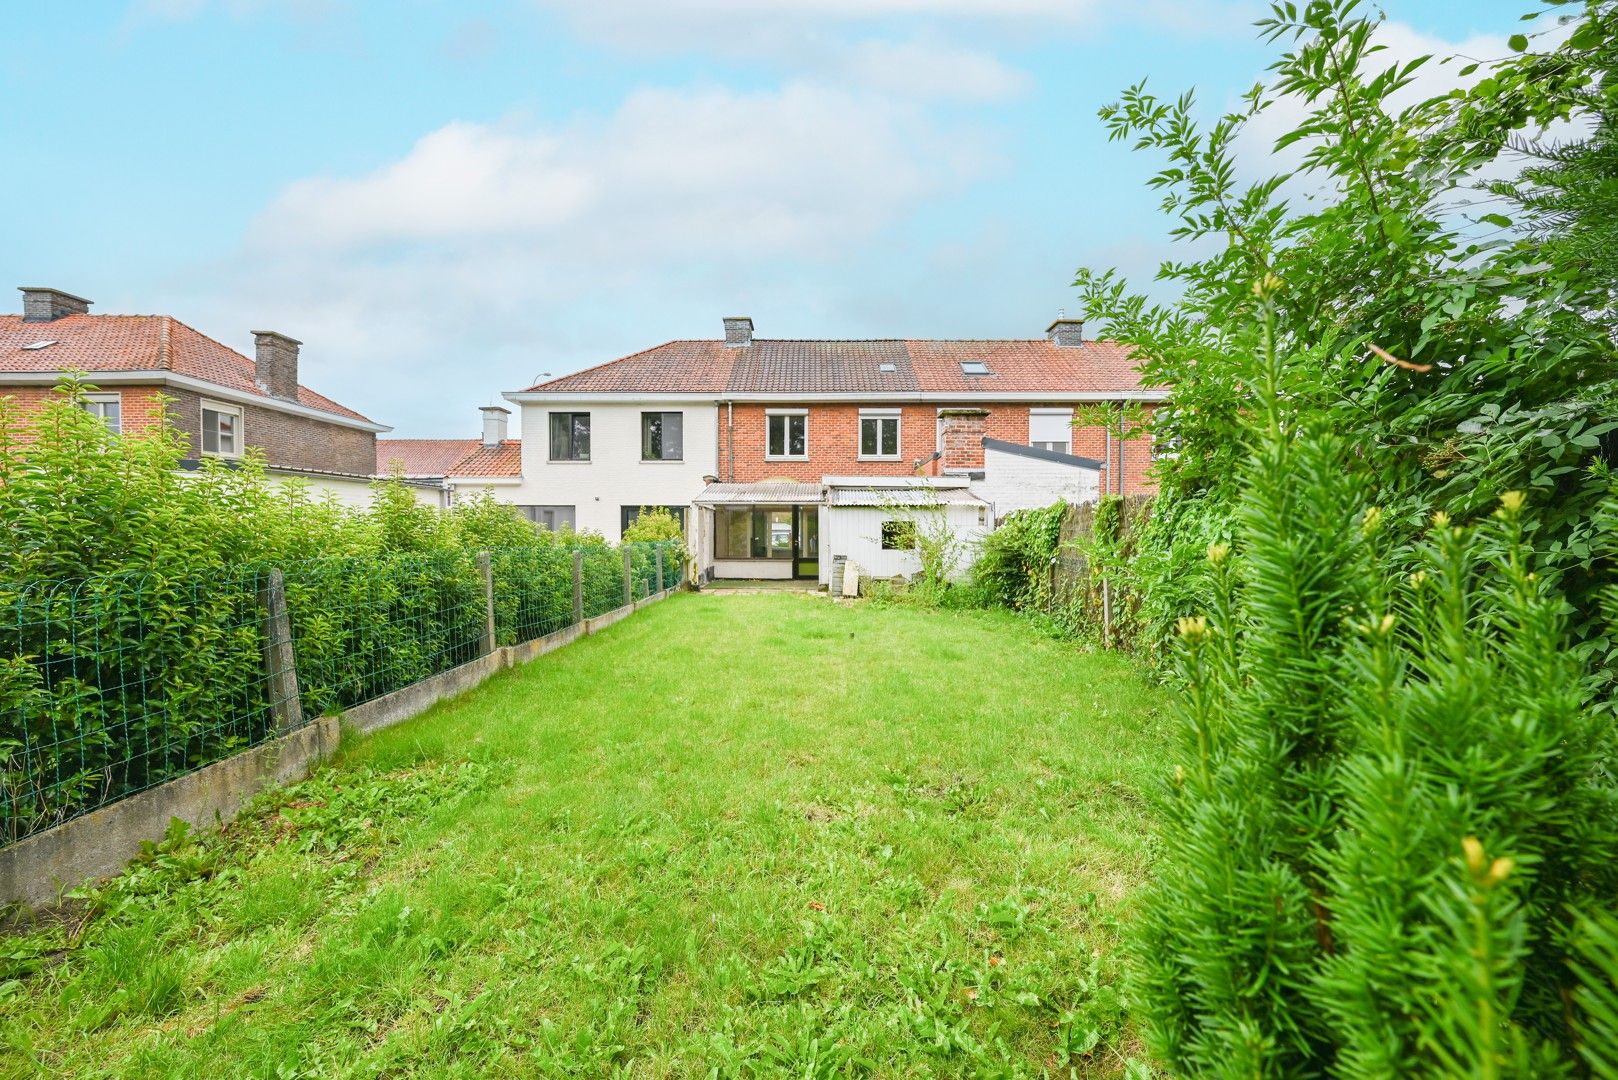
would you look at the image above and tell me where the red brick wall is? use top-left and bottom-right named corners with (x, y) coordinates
top-left (715, 401), bottom-right (1156, 494)
top-left (1, 384), bottom-right (375, 475)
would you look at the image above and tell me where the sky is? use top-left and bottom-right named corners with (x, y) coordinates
top-left (2, 0), bottom-right (1535, 436)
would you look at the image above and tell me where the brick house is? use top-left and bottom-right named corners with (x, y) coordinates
top-left (0, 286), bottom-right (400, 504)
top-left (497, 315), bottom-right (1166, 583)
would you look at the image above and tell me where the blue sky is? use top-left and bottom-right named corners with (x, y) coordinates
top-left (3, 0), bottom-right (1531, 436)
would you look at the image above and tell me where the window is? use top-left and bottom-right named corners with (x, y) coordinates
top-left (201, 400), bottom-right (242, 457)
top-left (1030, 409), bottom-right (1073, 455)
top-left (766, 412), bottom-right (807, 459)
top-left (621, 505), bottom-right (687, 534)
top-left (713, 508), bottom-right (795, 560)
top-left (641, 412), bottom-right (683, 461)
top-left (548, 412), bottom-right (591, 461)
top-left (960, 360), bottom-right (991, 376)
top-left (859, 412), bottom-right (900, 459)
top-left (519, 505), bottom-right (576, 531)
top-left (80, 392), bottom-right (121, 435)
top-left (881, 520), bottom-right (917, 550)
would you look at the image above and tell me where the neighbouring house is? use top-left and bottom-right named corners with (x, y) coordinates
top-left (0, 285), bottom-right (416, 505)
top-left (487, 315), bottom-right (1162, 584)
top-left (376, 406), bottom-right (529, 513)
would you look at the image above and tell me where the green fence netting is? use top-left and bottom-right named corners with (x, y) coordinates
top-left (0, 540), bottom-right (684, 843)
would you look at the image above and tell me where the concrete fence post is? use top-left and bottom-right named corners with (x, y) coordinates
top-left (476, 551), bottom-right (496, 656)
top-left (258, 568), bottom-right (303, 735)
top-left (572, 550), bottom-right (584, 624)
top-left (655, 547), bottom-right (665, 593)
top-left (623, 547), bottom-right (633, 606)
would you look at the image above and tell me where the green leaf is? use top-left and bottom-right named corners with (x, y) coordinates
top-left (1508, 33), bottom-right (1529, 51)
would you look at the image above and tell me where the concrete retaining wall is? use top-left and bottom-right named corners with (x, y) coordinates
top-left (0, 717), bottom-right (341, 911)
top-left (0, 587), bottom-right (674, 911)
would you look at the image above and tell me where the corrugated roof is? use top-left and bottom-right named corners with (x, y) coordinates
top-left (527, 337), bottom-right (1156, 396)
top-left (827, 484), bottom-right (987, 508)
top-left (694, 482), bottom-right (824, 505)
top-left (0, 313), bottom-right (375, 423)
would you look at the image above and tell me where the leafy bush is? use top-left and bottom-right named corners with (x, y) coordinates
top-left (622, 506), bottom-right (683, 544)
top-left (971, 502), bottom-right (1066, 610)
top-left (0, 383), bottom-right (678, 840)
top-left (1135, 297), bottom-right (1618, 1075)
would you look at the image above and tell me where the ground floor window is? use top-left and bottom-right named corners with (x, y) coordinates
top-left (713, 507), bottom-right (803, 560)
top-left (621, 505), bottom-right (687, 534)
top-left (881, 520), bottom-right (917, 550)
top-left (519, 505), bottom-right (576, 531)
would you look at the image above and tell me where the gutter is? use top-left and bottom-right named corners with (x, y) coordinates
top-left (0, 370), bottom-right (391, 433)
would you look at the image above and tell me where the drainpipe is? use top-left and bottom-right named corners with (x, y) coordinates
top-left (1117, 405), bottom-right (1127, 497)
top-left (725, 400), bottom-right (735, 482)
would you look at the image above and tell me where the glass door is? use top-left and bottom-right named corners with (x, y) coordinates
top-left (794, 507), bottom-right (819, 579)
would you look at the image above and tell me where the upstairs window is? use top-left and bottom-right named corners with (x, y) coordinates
top-left (80, 392), bottom-right (121, 435)
top-left (201, 400), bottom-right (241, 457)
top-left (1029, 408), bottom-right (1073, 455)
top-left (859, 411), bottom-right (900, 459)
top-left (641, 411), bottom-right (684, 461)
top-left (549, 412), bottom-right (591, 461)
top-left (766, 412), bottom-right (808, 459)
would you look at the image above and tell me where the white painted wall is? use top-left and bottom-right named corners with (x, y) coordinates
top-left (491, 401), bottom-right (719, 542)
top-left (826, 503), bottom-right (989, 583)
top-left (972, 444), bottom-right (1100, 521)
top-left (269, 472), bottom-right (442, 508)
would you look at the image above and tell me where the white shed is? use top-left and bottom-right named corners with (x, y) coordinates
top-left (972, 438), bottom-right (1103, 521)
top-left (822, 477), bottom-right (991, 587)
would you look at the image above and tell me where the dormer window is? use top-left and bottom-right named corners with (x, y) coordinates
top-left (960, 360), bottom-right (991, 376)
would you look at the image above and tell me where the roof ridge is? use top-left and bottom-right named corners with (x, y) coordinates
top-left (527, 339), bottom-right (707, 391)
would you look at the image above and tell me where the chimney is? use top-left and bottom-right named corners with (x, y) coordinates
top-left (723, 315), bottom-right (754, 347)
top-left (252, 330), bottom-right (302, 401)
top-left (19, 287), bottom-right (92, 322)
top-left (1046, 317), bottom-right (1084, 347)
top-left (938, 408), bottom-right (990, 472)
top-left (480, 405), bottom-right (510, 447)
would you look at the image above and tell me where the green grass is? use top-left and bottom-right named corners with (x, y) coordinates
top-left (0, 593), bottom-right (1167, 1078)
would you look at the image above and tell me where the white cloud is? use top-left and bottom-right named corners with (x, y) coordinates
top-left (837, 38), bottom-right (1030, 101)
top-left (196, 81), bottom-right (995, 433)
top-left (252, 83), bottom-right (977, 259)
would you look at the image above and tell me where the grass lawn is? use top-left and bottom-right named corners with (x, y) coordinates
top-left (1, 593), bottom-right (1168, 1078)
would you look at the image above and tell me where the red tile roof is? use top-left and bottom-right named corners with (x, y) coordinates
top-left (446, 441), bottom-right (522, 478)
top-left (0, 313), bottom-right (375, 423)
top-left (376, 438), bottom-right (480, 478)
top-left (525, 338), bottom-right (1157, 396)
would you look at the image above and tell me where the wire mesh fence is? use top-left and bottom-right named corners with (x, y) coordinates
top-left (1, 539), bottom-right (685, 843)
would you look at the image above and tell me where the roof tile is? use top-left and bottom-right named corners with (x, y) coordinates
top-left (0, 313), bottom-right (375, 423)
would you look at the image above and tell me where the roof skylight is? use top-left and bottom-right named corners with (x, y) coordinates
top-left (960, 360), bottom-right (991, 375)
top-left (878, 362), bottom-right (897, 372)
top-left (21, 340), bottom-right (58, 351)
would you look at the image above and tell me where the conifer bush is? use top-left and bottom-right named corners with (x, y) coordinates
top-left (1135, 304), bottom-right (1618, 1076)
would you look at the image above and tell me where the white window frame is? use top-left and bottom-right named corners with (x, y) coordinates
top-left (1029, 408), bottom-right (1073, 455)
top-left (81, 392), bottom-right (122, 435)
top-left (858, 408), bottom-right (902, 461)
top-left (765, 408), bottom-right (809, 461)
top-left (200, 399), bottom-right (243, 458)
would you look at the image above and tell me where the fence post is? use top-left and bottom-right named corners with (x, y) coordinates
top-left (655, 546), bottom-right (665, 594)
top-left (259, 568), bottom-right (303, 735)
top-left (572, 550), bottom-right (584, 624)
top-left (623, 546), bottom-right (634, 606)
top-left (1101, 577), bottom-right (1113, 650)
top-left (476, 551), bottom-right (496, 656)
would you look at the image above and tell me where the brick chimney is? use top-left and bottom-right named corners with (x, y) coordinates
top-left (480, 405), bottom-right (510, 447)
top-left (723, 315), bottom-right (754, 347)
top-left (19, 287), bottom-right (92, 322)
top-left (939, 408), bottom-right (989, 471)
top-left (252, 330), bottom-right (302, 401)
top-left (1046, 317), bottom-right (1084, 347)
